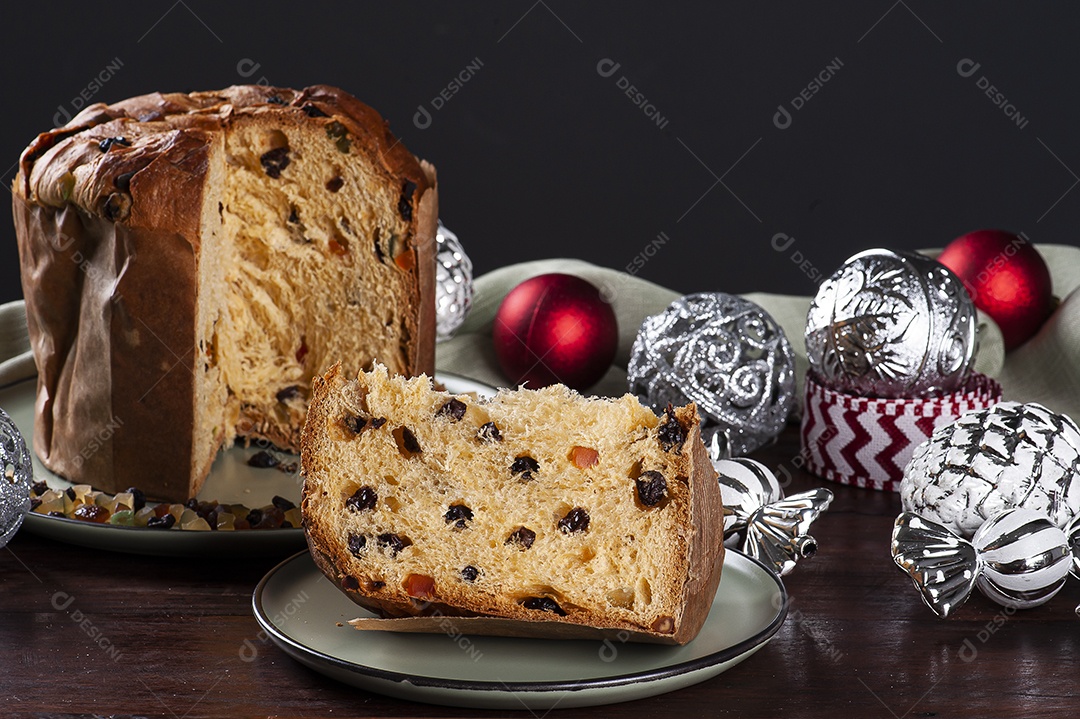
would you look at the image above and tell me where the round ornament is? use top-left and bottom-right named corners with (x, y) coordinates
top-left (492, 273), bottom-right (618, 391)
top-left (805, 248), bottom-right (977, 398)
top-left (434, 222), bottom-right (474, 342)
top-left (900, 401), bottom-right (1080, 538)
top-left (937, 229), bottom-right (1054, 350)
top-left (0, 406), bottom-right (32, 548)
top-left (627, 293), bottom-right (795, 457)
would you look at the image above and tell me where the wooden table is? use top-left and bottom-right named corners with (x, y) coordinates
top-left (3, 426), bottom-right (1077, 718)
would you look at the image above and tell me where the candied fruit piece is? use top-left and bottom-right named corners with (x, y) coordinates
top-left (216, 512), bottom-right (236, 531)
top-left (182, 517), bottom-right (212, 531)
top-left (108, 510), bottom-right (136, 526)
top-left (557, 507), bottom-right (590, 534)
top-left (570, 446), bottom-right (599, 469)
top-left (283, 508), bottom-right (302, 527)
top-left (134, 507), bottom-right (155, 526)
top-left (636, 471), bottom-right (668, 507)
top-left (444, 503), bottom-right (474, 529)
top-left (505, 527), bottom-right (536, 550)
top-left (521, 597), bottom-right (566, 616)
top-left (436, 399), bottom-right (467, 421)
top-left (346, 486), bottom-right (377, 512)
top-left (403, 573), bottom-right (436, 600)
top-left (73, 504), bottom-right (110, 523)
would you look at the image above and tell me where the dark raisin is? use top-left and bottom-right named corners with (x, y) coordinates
top-left (461, 565), bottom-right (479, 583)
top-left (30, 498), bottom-right (41, 511)
top-left (342, 414), bottom-right (367, 434)
top-left (281, 521), bottom-right (293, 528)
top-left (558, 507), bottom-right (590, 534)
top-left (114, 170), bottom-right (135, 191)
top-left (342, 576), bottom-right (359, 590)
top-left (377, 533), bottom-right (411, 557)
top-left (98, 136), bottom-right (131, 152)
top-left (347, 533), bottom-right (367, 557)
top-left (398, 180), bottom-right (417, 221)
top-left (295, 336), bottom-right (308, 364)
top-left (185, 498), bottom-right (200, 510)
top-left (125, 487), bottom-right (146, 511)
top-left (31, 481), bottom-right (48, 496)
top-left (346, 486), bottom-right (377, 512)
top-left (247, 450), bottom-right (280, 469)
top-left (326, 121), bottom-right (350, 153)
top-left (436, 399), bottom-right (467, 421)
top-left (276, 385), bottom-right (303, 403)
top-left (102, 192), bottom-right (131, 222)
top-left (288, 207), bottom-right (300, 224)
top-left (400, 427), bottom-right (422, 454)
top-left (47, 511), bottom-right (66, 518)
top-left (272, 495), bottom-right (296, 511)
top-left (444, 503), bottom-right (474, 529)
top-left (206, 509), bottom-right (219, 530)
top-left (373, 231), bottom-right (386, 264)
top-left (505, 526), bottom-right (536, 550)
top-left (325, 176), bottom-right (344, 193)
top-left (302, 103), bottom-right (329, 118)
top-left (260, 146), bottom-right (291, 178)
top-left (636, 470), bottom-right (668, 507)
top-left (370, 417), bottom-right (387, 430)
top-left (146, 514), bottom-right (176, 529)
top-left (521, 597), bottom-right (567, 616)
top-left (510, 456), bottom-right (540, 482)
top-left (65, 487), bottom-right (76, 501)
top-left (658, 405), bottom-right (687, 453)
top-left (266, 95), bottom-right (286, 105)
top-left (478, 421), bottom-right (503, 443)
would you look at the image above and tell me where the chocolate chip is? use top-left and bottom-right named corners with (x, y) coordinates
top-left (658, 405), bottom-right (686, 453)
top-left (636, 470), bottom-right (668, 507)
top-left (558, 507), bottom-right (590, 534)
top-left (398, 180), bottom-right (417, 221)
top-left (272, 495), bottom-right (296, 511)
top-left (370, 417), bottom-right (387, 430)
top-left (146, 514), bottom-right (176, 529)
top-left (114, 170), bottom-right (135, 191)
top-left (260, 146), bottom-right (290, 178)
top-left (266, 95), bottom-right (286, 105)
top-left (510, 456), bottom-right (540, 482)
top-left (461, 565), bottom-right (479, 583)
top-left (436, 399), bottom-right (467, 421)
top-left (506, 526), bottom-right (536, 550)
top-left (444, 503), bottom-right (474, 529)
top-left (247, 450), bottom-right (280, 469)
top-left (276, 385), bottom-right (303, 403)
top-left (477, 421), bottom-right (503, 443)
top-left (342, 414), bottom-right (367, 434)
top-left (348, 533), bottom-right (367, 557)
top-left (521, 597), bottom-right (567, 616)
top-left (342, 576), bottom-right (359, 590)
top-left (401, 427), bottom-right (422, 454)
top-left (302, 103), bottom-right (329, 118)
top-left (325, 176), bottom-right (344, 193)
top-left (346, 486), bottom-right (377, 512)
top-left (125, 487), bottom-right (146, 511)
top-left (98, 136), bottom-right (131, 152)
top-left (376, 533), bottom-right (411, 557)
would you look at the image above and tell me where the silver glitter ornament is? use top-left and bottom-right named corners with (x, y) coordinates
top-left (0, 406), bottom-right (32, 548)
top-left (805, 249), bottom-right (977, 398)
top-left (715, 457), bottom-right (833, 576)
top-left (628, 293), bottom-right (796, 457)
top-left (892, 509), bottom-right (1072, 617)
top-left (434, 221), bottom-right (474, 342)
top-left (900, 402), bottom-right (1080, 539)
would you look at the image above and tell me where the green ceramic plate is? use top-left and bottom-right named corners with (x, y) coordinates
top-left (253, 550), bottom-right (787, 710)
top-left (2, 373), bottom-right (495, 557)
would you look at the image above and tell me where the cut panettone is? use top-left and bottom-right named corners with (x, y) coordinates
top-left (13, 85), bottom-right (436, 501)
top-left (301, 364), bottom-right (725, 644)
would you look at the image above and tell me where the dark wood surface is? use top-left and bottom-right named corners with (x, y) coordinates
top-left (3, 426), bottom-right (1077, 719)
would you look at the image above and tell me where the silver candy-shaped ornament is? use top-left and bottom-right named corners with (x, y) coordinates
top-left (716, 457), bottom-right (833, 576)
top-left (892, 508), bottom-right (1072, 618)
top-left (900, 402), bottom-right (1080, 539)
top-left (628, 293), bottom-right (796, 458)
top-left (0, 406), bottom-right (32, 548)
top-left (434, 221), bottom-right (474, 342)
top-left (805, 249), bottom-right (977, 398)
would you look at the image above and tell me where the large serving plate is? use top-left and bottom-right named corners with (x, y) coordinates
top-left (2, 373), bottom-right (495, 557)
top-left (253, 549), bottom-right (787, 710)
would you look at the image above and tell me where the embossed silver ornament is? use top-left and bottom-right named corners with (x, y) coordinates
top-left (805, 249), bottom-right (977, 398)
top-left (892, 509), bottom-right (1072, 617)
top-left (628, 293), bottom-right (796, 457)
top-left (434, 221), bottom-right (474, 342)
top-left (715, 457), bottom-right (833, 576)
top-left (900, 402), bottom-right (1080, 539)
top-left (0, 407), bottom-right (32, 548)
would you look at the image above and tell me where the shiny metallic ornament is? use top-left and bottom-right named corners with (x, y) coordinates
top-left (892, 509), bottom-right (1071, 618)
top-left (715, 457), bottom-right (833, 576)
top-left (805, 249), bottom-right (977, 398)
top-left (628, 293), bottom-right (796, 457)
top-left (434, 221), bottom-right (474, 342)
top-left (901, 402), bottom-right (1080, 538)
top-left (0, 407), bottom-right (32, 548)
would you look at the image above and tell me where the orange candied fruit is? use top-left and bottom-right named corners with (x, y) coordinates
top-left (570, 446), bottom-right (599, 469)
top-left (403, 573), bottom-right (436, 600)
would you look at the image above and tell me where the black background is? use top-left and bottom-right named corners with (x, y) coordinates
top-left (3, 2), bottom-right (1079, 305)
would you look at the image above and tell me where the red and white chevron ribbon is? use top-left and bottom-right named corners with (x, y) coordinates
top-left (800, 373), bottom-right (1003, 492)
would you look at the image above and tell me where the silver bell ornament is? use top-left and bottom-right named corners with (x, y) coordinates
top-left (892, 508), bottom-right (1072, 617)
top-left (628, 293), bottom-right (796, 458)
top-left (805, 249), bottom-right (977, 398)
top-left (434, 221), bottom-right (474, 342)
top-left (715, 457), bottom-right (833, 576)
top-left (0, 406), bottom-right (32, 548)
top-left (900, 402), bottom-right (1080, 538)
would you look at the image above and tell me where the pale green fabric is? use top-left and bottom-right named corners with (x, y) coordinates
top-left (3, 245), bottom-right (1078, 420)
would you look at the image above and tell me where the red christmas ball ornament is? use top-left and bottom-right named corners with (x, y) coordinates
top-left (493, 273), bottom-right (618, 391)
top-left (937, 230), bottom-right (1054, 350)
